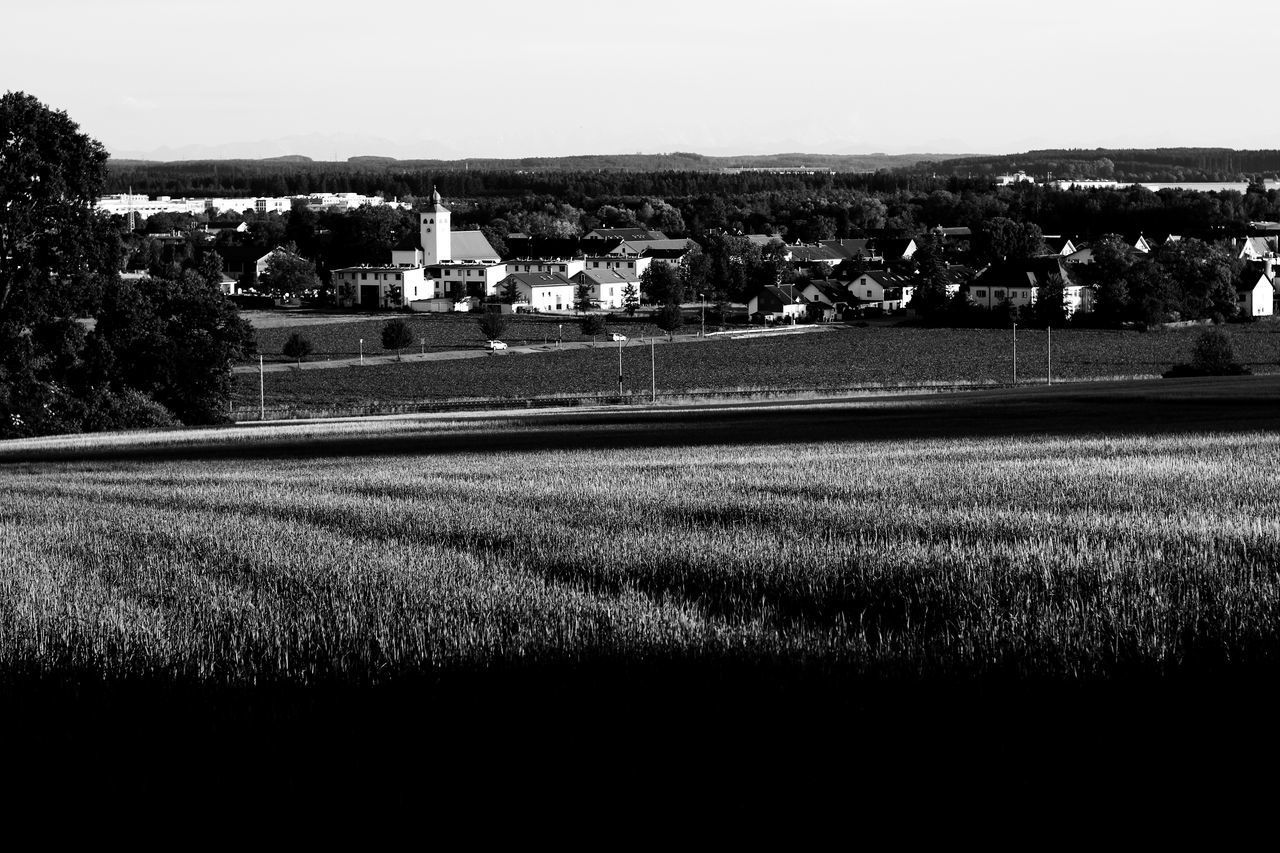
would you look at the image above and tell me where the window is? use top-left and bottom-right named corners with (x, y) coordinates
top-left (361, 273), bottom-right (368, 280)
top-left (975, 289), bottom-right (986, 298)
top-left (993, 290), bottom-right (1005, 299)
top-left (866, 290), bottom-right (873, 297)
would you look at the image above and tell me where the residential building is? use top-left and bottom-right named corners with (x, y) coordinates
top-left (498, 272), bottom-right (577, 312)
top-left (570, 269), bottom-right (639, 310)
top-left (1238, 270), bottom-right (1275, 317)
top-left (505, 258), bottom-right (586, 278)
top-left (747, 284), bottom-right (808, 322)
top-left (332, 266), bottom-right (428, 309)
top-left (847, 271), bottom-right (917, 312)
top-left (970, 257), bottom-right (1092, 315)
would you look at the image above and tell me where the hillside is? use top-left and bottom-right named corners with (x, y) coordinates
top-left (902, 147), bottom-right (1280, 182)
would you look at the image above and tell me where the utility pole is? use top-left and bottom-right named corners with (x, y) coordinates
top-left (1047, 326), bottom-right (1052, 386)
top-left (618, 337), bottom-right (624, 398)
top-left (1012, 323), bottom-right (1017, 385)
top-left (700, 292), bottom-right (705, 337)
top-left (359, 338), bottom-right (364, 365)
top-left (259, 354), bottom-right (265, 421)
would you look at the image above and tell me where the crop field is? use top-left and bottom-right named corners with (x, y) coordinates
top-left (7, 386), bottom-right (1280, 787)
top-left (246, 310), bottom-right (669, 361)
top-left (231, 323), bottom-right (1280, 414)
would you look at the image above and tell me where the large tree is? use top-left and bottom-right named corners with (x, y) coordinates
top-left (0, 92), bottom-right (252, 436)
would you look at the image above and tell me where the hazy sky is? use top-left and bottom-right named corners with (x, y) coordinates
top-left (5, 0), bottom-right (1277, 160)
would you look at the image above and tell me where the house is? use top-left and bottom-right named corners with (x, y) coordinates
top-left (798, 280), bottom-right (851, 316)
top-left (332, 265), bottom-right (428, 309)
top-left (876, 238), bottom-right (918, 263)
top-left (970, 257), bottom-right (1092, 315)
top-left (785, 244), bottom-right (845, 270)
top-left (1236, 236), bottom-right (1278, 262)
top-left (846, 270), bottom-right (917, 312)
top-left (424, 261), bottom-right (508, 301)
top-left (505, 258), bottom-right (586, 278)
top-left (1238, 267), bottom-right (1275, 317)
top-left (570, 269), bottom-right (639, 310)
top-left (583, 253), bottom-right (652, 280)
top-left (747, 284), bottom-right (808, 322)
top-left (498, 272), bottom-right (577, 312)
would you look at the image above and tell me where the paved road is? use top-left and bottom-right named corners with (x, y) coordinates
top-left (233, 325), bottom-right (832, 373)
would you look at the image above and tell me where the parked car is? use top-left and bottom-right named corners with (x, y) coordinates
top-left (485, 340), bottom-right (508, 350)
top-left (610, 333), bottom-right (627, 342)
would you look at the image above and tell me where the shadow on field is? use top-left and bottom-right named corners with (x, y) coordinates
top-left (7, 375), bottom-right (1280, 464)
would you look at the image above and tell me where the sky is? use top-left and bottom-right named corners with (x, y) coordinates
top-left (5, 0), bottom-right (1278, 161)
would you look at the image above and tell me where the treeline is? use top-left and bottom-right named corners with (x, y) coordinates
top-left (908, 147), bottom-right (1280, 182)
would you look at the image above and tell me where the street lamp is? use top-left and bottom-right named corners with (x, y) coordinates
top-left (558, 324), bottom-right (563, 349)
top-left (359, 338), bottom-right (363, 365)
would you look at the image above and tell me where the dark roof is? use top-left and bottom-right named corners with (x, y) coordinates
top-left (586, 228), bottom-right (668, 241)
top-left (977, 257), bottom-right (1077, 288)
top-left (506, 272), bottom-right (574, 288)
top-left (820, 238), bottom-right (873, 259)
top-left (876, 238), bottom-right (916, 259)
top-left (788, 245), bottom-right (845, 263)
top-left (856, 270), bottom-right (916, 288)
top-left (504, 236), bottom-right (620, 259)
top-left (575, 269), bottom-right (638, 285)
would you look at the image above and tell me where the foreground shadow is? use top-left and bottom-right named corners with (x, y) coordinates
top-left (7, 375), bottom-right (1280, 464)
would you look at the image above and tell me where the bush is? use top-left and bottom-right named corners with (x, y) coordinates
top-left (1163, 327), bottom-right (1251, 378)
top-left (381, 319), bottom-right (414, 360)
top-left (282, 333), bottom-right (314, 364)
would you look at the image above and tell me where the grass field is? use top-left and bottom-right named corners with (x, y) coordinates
top-left (231, 322), bottom-right (1280, 414)
top-left (246, 310), bottom-right (670, 361)
top-left (8, 383), bottom-right (1280, 791)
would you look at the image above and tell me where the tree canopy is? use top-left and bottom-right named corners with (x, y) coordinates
top-left (0, 92), bottom-right (252, 437)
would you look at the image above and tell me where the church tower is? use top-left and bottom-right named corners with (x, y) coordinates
top-left (420, 186), bottom-right (451, 265)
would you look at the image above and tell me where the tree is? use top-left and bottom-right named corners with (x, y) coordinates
top-left (581, 314), bottom-right (607, 342)
top-left (282, 332), bottom-right (314, 365)
top-left (1034, 273), bottom-right (1069, 328)
top-left (978, 217), bottom-right (1047, 265)
top-left (1, 93), bottom-right (250, 435)
top-left (381, 319), bottom-right (414, 361)
top-left (908, 233), bottom-right (949, 317)
top-left (499, 277), bottom-right (521, 305)
top-left (575, 282), bottom-right (595, 313)
top-left (478, 311), bottom-right (510, 342)
top-left (641, 261), bottom-right (684, 305)
top-left (655, 303), bottom-right (684, 340)
top-left (622, 282), bottom-right (640, 316)
top-left (1191, 327), bottom-right (1243, 373)
top-left (258, 246), bottom-right (321, 297)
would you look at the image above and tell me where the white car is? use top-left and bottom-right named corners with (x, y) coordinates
top-left (485, 340), bottom-right (508, 350)
top-left (610, 333), bottom-right (627, 342)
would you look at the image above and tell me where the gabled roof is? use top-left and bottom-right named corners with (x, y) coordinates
top-left (506, 272), bottom-right (574, 288)
top-left (855, 270), bottom-right (916, 289)
top-left (788, 245), bottom-right (845, 263)
top-left (575, 269), bottom-right (638, 286)
top-left (932, 226), bottom-right (972, 238)
top-left (451, 230), bottom-right (500, 261)
top-left (876, 238), bottom-right (917, 259)
top-left (820, 238), bottom-right (873, 259)
top-left (1043, 236), bottom-right (1076, 255)
top-left (585, 227), bottom-right (668, 241)
top-left (801, 280), bottom-right (850, 304)
top-left (977, 256), bottom-right (1078, 288)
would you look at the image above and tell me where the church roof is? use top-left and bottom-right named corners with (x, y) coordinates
top-left (451, 230), bottom-right (500, 261)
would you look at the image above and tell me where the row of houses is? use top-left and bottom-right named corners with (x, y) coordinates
top-left (324, 192), bottom-right (696, 312)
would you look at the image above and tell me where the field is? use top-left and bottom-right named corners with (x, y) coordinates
top-left (231, 322), bottom-right (1280, 415)
top-left (10, 379), bottom-right (1280, 798)
top-left (246, 310), bottom-right (670, 362)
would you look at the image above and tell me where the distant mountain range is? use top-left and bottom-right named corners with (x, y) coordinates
top-left (898, 148), bottom-right (1280, 182)
top-left (106, 151), bottom-right (973, 173)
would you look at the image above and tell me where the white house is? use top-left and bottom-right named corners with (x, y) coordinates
top-left (1238, 270), bottom-right (1275, 317)
top-left (583, 254), bottom-right (652, 280)
top-left (505, 258), bottom-right (586, 278)
top-left (500, 272), bottom-right (577, 312)
top-left (571, 269), bottom-right (638, 310)
top-left (333, 266), bottom-right (428, 309)
top-left (847, 271), bottom-right (917, 312)
top-left (747, 284), bottom-right (808, 322)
